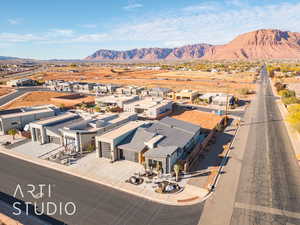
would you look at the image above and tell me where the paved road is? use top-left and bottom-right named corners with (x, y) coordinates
top-left (229, 66), bottom-right (300, 225)
top-left (0, 153), bottom-right (205, 225)
top-left (199, 66), bottom-right (300, 225)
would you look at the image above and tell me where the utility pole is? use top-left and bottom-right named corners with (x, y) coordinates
top-left (224, 87), bottom-right (229, 126)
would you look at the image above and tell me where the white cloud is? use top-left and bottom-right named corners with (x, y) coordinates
top-left (113, 1), bottom-right (300, 45)
top-left (182, 2), bottom-right (220, 12)
top-left (50, 29), bottom-right (74, 36)
top-left (123, 3), bottom-right (143, 10)
top-left (70, 33), bottom-right (109, 42)
top-left (8, 18), bottom-right (22, 25)
top-left (2, 1), bottom-right (300, 48)
top-left (80, 24), bottom-right (97, 28)
top-left (0, 33), bottom-right (46, 42)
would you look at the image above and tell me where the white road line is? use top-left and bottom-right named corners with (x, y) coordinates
top-left (235, 202), bottom-right (300, 219)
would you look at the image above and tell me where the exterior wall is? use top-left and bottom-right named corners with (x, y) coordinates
top-left (96, 127), bottom-right (140, 161)
top-left (122, 150), bottom-right (138, 162)
top-left (79, 132), bottom-right (96, 152)
top-left (1, 110), bottom-right (55, 135)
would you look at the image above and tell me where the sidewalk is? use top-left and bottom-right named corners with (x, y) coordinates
top-left (269, 79), bottom-right (300, 163)
top-left (0, 147), bottom-right (208, 206)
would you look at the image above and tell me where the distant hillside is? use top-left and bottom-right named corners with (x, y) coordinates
top-left (0, 56), bottom-right (20, 60)
top-left (203, 29), bottom-right (300, 60)
top-left (85, 44), bottom-right (212, 61)
top-left (85, 29), bottom-right (300, 61)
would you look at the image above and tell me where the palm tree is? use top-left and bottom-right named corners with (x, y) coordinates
top-left (173, 164), bottom-right (180, 182)
top-left (7, 129), bottom-right (18, 140)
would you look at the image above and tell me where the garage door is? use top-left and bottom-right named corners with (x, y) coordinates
top-left (100, 142), bottom-right (111, 159)
top-left (123, 150), bottom-right (138, 162)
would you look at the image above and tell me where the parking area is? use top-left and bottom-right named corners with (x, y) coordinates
top-left (11, 141), bottom-right (60, 158)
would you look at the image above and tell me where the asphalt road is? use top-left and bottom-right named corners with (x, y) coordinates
top-left (230, 66), bottom-right (300, 225)
top-left (0, 153), bottom-right (204, 225)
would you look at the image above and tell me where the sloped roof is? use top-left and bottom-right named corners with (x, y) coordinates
top-left (118, 128), bottom-right (155, 153)
top-left (144, 146), bottom-right (178, 158)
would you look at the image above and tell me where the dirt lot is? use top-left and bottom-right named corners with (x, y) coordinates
top-left (0, 87), bottom-right (14, 97)
top-left (30, 66), bottom-right (256, 97)
top-left (0, 91), bottom-right (95, 109)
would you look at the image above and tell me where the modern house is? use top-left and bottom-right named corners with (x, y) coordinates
top-left (175, 90), bottom-right (199, 101)
top-left (50, 81), bottom-right (74, 92)
top-left (0, 106), bottom-right (57, 135)
top-left (211, 94), bottom-right (234, 106)
top-left (149, 87), bottom-right (171, 97)
top-left (123, 97), bottom-right (173, 119)
top-left (199, 93), bottom-right (235, 106)
top-left (30, 113), bottom-right (80, 145)
top-left (95, 95), bottom-right (139, 108)
top-left (72, 82), bottom-right (96, 93)
top-left (95, 121), bottom-right (147, 161)
top-left (7, 78), bottom-right (36, 87)
top-left (116, 86), bottom-right (144, 95)
top-left (118, 117), bottom-right (202, 173)
top-left (30, 112), bottom-right (137, 153)
top-left (94, 83), bottom-right (121, 95)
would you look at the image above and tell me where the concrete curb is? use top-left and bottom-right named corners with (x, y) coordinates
top-left (0, 147), bottom-right (208, 206)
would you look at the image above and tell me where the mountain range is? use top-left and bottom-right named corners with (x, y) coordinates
top-left (85, 29), bottom-right (300, 61)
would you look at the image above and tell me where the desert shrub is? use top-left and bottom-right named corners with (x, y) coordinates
top-left (278, 89), bottom-right (296, 98)
top-left (287, 104), bottom-right (300, 132)
top-left (238, 88), bottom-right (251, 95)
top-left (282, 96), bottom-right (299, 105)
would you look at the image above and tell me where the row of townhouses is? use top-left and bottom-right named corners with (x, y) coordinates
top-left (44, 79), bottom-right (235, 106)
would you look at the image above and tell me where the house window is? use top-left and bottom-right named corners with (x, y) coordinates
top-left (11, 122), bottom-right (19, 125)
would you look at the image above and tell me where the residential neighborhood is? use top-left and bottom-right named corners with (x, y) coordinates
top-left (1, 1), bottom-right (300, 224)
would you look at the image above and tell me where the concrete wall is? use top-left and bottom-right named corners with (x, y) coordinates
top-left (1, 110), bottom-right (55, 135)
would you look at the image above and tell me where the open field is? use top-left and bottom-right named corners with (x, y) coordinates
top-left (0, 87), bottom-right (13, 97)
top-left (29, 66), bottom-right (256, 97)
top-left (0, 91), bottom-right (95, 109)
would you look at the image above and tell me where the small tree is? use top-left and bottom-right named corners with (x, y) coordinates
top-left (59, 103), bottom-right (65, 110)
top-left (8, 129), bottom-right (18, 140)
top-left (94, 106), bottom-right (101, 113)
top-left (173, 164), bottom-right (180, 182)
top-left (86, 144), bottom-right (95, 153)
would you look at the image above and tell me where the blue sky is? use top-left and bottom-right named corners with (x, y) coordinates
top-left (1, 0), bottom-right (300, 59)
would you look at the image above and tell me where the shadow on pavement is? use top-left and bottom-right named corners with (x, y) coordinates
top-left (0, 191), bottom-right (65, 225)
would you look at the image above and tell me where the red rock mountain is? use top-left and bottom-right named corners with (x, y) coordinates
top-left (85, 29), bottom-right (300, 61)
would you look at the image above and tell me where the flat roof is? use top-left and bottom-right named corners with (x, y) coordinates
top-left (34, 112), bottom-right (78, 125)
top-left (96, 121), bottom-right (145, 140)
top-left (171, 110), bottom-right (224, 130)
top-left (0, 108), bottom-right (54, 119)
top-left (124, 98), bottom-right (170, 110)
top-left (96, 95), bottom-right (138, 103)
